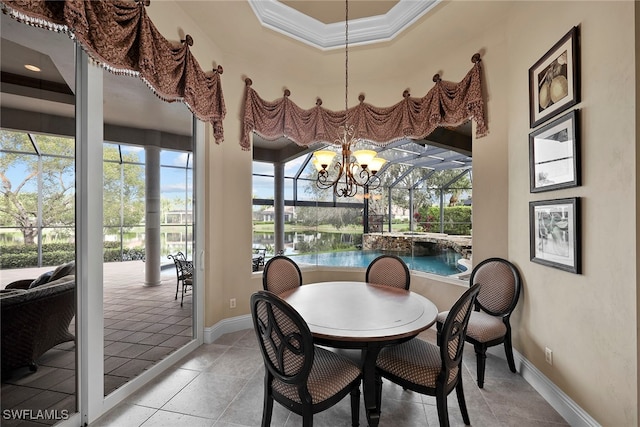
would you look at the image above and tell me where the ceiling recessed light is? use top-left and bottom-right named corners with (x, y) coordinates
top-left (24, 64), bottom-right (41, 72)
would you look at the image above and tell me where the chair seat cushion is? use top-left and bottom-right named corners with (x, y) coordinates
top-left (465, 311), bottom-right (507, 343)
top-left (438, 310), bottom-right (507, 344)
top-left (376, 338), bottom-right (458, 388)
top-left (436, 311), bottom-right (448, 324)
top-left (49, 261), bottom-right (75, 282)
top-left (273, 346), bottom-right (361, 404)
top-left (28, 271), bottom-right (54, 289)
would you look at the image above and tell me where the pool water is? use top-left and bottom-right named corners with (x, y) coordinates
top-left (289, 249), bottom-right (462, 276)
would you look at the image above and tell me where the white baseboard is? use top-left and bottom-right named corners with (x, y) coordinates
top-left (203, 314), bottom-right (252, 344)
top-left (487, 347), bottom-right (601, 427)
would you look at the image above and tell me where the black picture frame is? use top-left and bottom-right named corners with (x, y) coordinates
top-left (530, 197), bottom-right (581, 274)
top-left (529, 109), bottom-right (580, 193)
top-left (529, 26), bottom-right (580, 128)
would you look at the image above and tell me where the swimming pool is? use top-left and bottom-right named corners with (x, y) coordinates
top-left (288, 249), bottom-right (463, 276)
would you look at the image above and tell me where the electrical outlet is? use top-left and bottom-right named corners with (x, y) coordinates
top-left (545, 347), bottom-right (553, 365)
top-left (230, 298), bottom-right (236, 309)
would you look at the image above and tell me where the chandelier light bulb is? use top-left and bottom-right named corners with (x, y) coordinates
top-left (313, 150), bottom-right (337, 170)
top-left (352, 150), bottom-right (377, 169)
top-left (368, 157), bottom-right (387, 174)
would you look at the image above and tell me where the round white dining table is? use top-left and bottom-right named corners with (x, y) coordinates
top-left (280, 281), bottom-right (438, 427)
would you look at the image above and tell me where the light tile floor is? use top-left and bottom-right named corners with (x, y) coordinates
top-left (2, 264), bottom-right (568, 427)
top-left (93, 328), bottom-right (569, 427)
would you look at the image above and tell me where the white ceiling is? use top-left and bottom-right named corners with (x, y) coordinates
top-left (249, 0), bottom-right (441, 50)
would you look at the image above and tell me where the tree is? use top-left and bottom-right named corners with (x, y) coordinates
top-left (296, 205), bottom-right (361, 230)
top-left (378, 166), bottom-right (471, 209)
top-left (0, 130), bottom-right (145, 244)
top-left (103, 146), bottom-right (145, 229)
top-left (295, 163), bottom-right (363, 230)
top-left (0, 132), bottom-right (75, 244)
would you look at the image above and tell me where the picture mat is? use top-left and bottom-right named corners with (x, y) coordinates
top-left (532, 37), bottom-right (575, 121)
top-left (532, 202), bottom-right (575, 267)
top-left (532, 118), bottom-right (575, 189)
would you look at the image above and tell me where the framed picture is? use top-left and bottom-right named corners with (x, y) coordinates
top-left (529, 109), bottom-right (580, 192)
top-left (529, 26), bottom-right (580, 128)
top-left (530, 197), bottom-right (581, 274)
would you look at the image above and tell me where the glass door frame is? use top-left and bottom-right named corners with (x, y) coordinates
top-left (70, 47), bottom-right (205, 426)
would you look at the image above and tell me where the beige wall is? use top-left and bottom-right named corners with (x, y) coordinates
top-left (148, 1), bottom-right (638, 425)
top-left (636, 2), bottom-right (640, 418)
top-left (506, 2), bottom-right (637, 426)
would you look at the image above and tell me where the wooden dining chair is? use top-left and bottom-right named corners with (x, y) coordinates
top-left (365, 254), bottom-right (410, 290)
top-left (375, 283), bottom-right (481, 427)
top-left (250, 291), bottom-right (362, 427)
top-left (262, 255), bottom-right (303, 294)
top-left (436, 257), bottom-right (522, 388)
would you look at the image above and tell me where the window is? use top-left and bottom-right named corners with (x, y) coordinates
top-left (251, 138), bottom-right (472, 274)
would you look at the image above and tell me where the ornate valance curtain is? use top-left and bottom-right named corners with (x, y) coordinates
top-left (1, 0), bottom-right (226, 143)
top-left (242, 55), bottom-right (487, 151)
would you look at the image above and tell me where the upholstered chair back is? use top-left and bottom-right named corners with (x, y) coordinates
top-left (251, 291), bottom-right (312, 384)
top-left (365, 254), bottom-right (410, 290)
top-left (262, 256), bottom-right (303, 295)
top-left (471, 258), bottom-right (521, 316)
top-left (440, 283), bottom-right (481, 383)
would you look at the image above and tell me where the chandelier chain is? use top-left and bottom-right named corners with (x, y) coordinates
top-left (344, 0), bottom-right (349, 115)
top-left (312, 0), bottom-right (386, 198)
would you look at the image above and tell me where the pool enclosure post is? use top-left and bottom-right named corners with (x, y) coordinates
top-left (386, 190), bottom-right (392, 233)
top-left (409, 188), bottom-right (414, 232)
top-left (274, 162), bottom-right (285, 254)
top-left (145, 144), bottom-right (162, 286)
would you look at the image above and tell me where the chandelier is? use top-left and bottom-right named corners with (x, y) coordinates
top-left (312, 0), bottom-right (387, 198)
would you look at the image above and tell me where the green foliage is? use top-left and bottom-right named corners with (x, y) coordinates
top-left (295, 206), bottom-right (362, 230)
top-left (0, 242), bottom-right (145, 268)
top-left (292, 232), bottom-right (362, 254)
top-left (415, 206), bottom-right (472, 235)
top-left (0, 243), bottom-right (74, 268)
top-left (373, 168), bottom-right (471, 215)
top-left (103, 247), bottom-right (146, 262)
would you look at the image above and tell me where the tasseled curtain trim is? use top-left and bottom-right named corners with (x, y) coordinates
top-left (1, 0), bottom-right (226, 144)
top-left (241, 57), bottom-right (487, 151)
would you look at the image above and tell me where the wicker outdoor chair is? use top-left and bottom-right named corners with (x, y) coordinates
top-left (365, 254), bottom-right (410, 290)
top-left (250, 291), bottom-right (362, 427)
top-left (1, 275), bottom-right (76, 379)
top-left (436, 257), bottom-right (522, 388)
top-left (262, 255), bottom-right (302, 295)
top-left (376, 283), bottom-right (481, 427)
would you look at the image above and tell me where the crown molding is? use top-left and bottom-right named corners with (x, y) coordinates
top-left (248, 0), bottom-right (441, 51)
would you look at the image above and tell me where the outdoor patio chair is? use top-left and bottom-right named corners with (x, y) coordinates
top-left (262, 255), bottom-right (302, 295)
top-left (366, 254), bottom-right (411, 290)
top-left (252, 247), bottom-right (267, 272)
top-left (250, 290), bottom-right (362, 427)
top-left (436, 257), bottom-right (522, 388)
top-left (376, 283), bottom-right (481, 427)
top-left (168, 252), bottom-right (193, 307)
